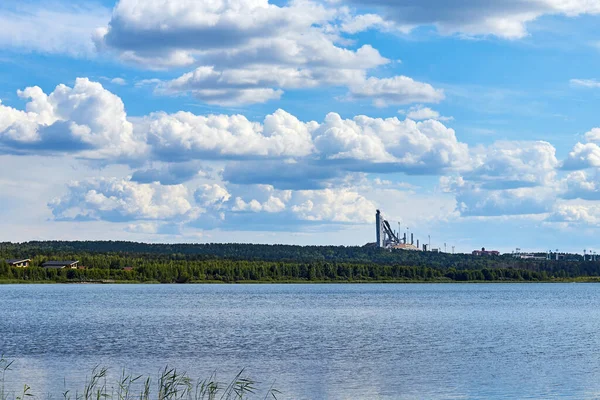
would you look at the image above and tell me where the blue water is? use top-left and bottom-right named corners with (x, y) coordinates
top-left (2, 283), bottom-right (600, 399)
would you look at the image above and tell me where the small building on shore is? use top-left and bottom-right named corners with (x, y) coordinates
top-left (42, 260), bottom-right (79, 269)
top-left (5, 259), bottom-right (31, 268)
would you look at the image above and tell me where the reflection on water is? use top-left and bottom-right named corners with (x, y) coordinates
top-left (2, 283), bottom-right (600, 399)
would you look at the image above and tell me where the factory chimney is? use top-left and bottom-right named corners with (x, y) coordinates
top-left (411, 233), bottom-right (414, 245)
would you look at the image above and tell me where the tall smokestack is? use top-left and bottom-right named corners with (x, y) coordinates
top-left (417, 239), bottom-right (419, 248)
top-left (411, 233), bottom-right (414, 245)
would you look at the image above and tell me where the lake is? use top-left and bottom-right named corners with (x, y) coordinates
top-left (2, 283), bottom-right (600, 399)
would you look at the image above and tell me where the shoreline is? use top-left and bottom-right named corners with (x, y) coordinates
top-left (1, 278), bottom-right (598, 285)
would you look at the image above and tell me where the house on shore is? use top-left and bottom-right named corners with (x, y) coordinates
top-left (42, 260), bottom-right (79, 269)
top-left (5, 259), bottom-right (31, 268)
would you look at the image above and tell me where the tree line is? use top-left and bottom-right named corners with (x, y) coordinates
top-left (0, 260), bottom-right (551, 283)
top-left (0, 241), bottom-right (598, 283)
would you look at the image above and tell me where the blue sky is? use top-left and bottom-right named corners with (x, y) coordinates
top-left (2, 0), bottom-right (600, 253)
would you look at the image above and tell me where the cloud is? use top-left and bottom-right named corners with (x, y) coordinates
top-left (131, 162), bottom-right (204, 185)
top-left (1, 79), bottom-right (467, 177)
top-left (563, 142), bottom-right (600, 170)
top-left (289, 188), bottom-right (375, 223)
top-left (585, 128), bottom-right (600, 143)
top-left (233, 195), bottom-right (286, 213)
top-left (125, 222), bottom-right (160, 234)
top-left (0, 3), bottom-right (110, 56)
top-left (195, 184), bottom-right (231, 208)
top-left (222, 160), bottom-right (343, 190)
top-left (140, 107), bottom-right (468, 174)
top-left (142, 108), bottom-right (315, 160)
top-left (111, 78), bottom-right (127, 86)
top-left (95, 0), bottom-right (330, 61)
top-left (159, 65), bottom-right (443, 106)
top-left (159, 66), bottom-right (358, 106)
top-left (441, 141), bottom-right (559, 217)
top-left (562, 170), bottom-right (600, 201)
top-left (49, 178), bottom-right (198, 222)
top-left (0, 78), bottom-right (144, 160)
top-left (443, 177), bottom-right (553, 217)
top-left (344, 0), bottom-right (600, 39)
top-left (339, 13), bottom-right (392, 34)
top-left (95, 0), bottom-right (352, 68)
top-left (49, 176), bottom-right (376, 229)
top-left (466, 141), bottom-right (558, 189)
top-left (348, 76), bottom-right (445, 107)
top-left (94, 0), bottom-right (442, 106)
top-left (164, 66), bottom-right (315, 92)
top-left (400, 105), bottom-right (453, 121)
top-left (181, 179), bottom-right (457, 232)
top-left (547, 202), bottom-right (600, 226)
top-left (570, 79), bottom-right (600, 88)
top-left (230, 185), bottom-right (374, 223)
top-left (312, 113), bottom-right (468, 173)
top-left (366, 186), bottom-right (458, 227)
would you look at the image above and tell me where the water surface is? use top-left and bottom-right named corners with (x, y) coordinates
top-left (2, 283), bottom-right (600, 399)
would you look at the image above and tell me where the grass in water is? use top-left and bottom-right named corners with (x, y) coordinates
top-left (0, 357), bottom-right (280, 400)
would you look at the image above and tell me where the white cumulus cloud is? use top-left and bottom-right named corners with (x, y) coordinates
top-left (94, 0), bottom-right (441, 106)
top-left (0, 78), bottom-right (144, 160)
top-left (441, 141), bottom-right (560, 217)
top-left (50, 178), bottom-right (198, 222)
top-left (313, 113), bottom-right (468, 172)
top-left (547, 202), bottom-right (600, 226)
top-left (142, 108), bottom-right (315, 160)
top-left (561, 170), bottom-right (600, 201)
top-left (195, 184), bottom-right (231, 207)
top-left (466, 141), bottom-right (559, 189)
top-left (562, 130), bottom-right (600, 170)
top-left (348, 76), bottom-right (445, 107)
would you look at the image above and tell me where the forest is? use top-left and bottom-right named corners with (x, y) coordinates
top-left (0, 241), bottom-right (598, 283)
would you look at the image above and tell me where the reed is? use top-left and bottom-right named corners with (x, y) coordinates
top-left (0, 357), bottom-right (279, 400)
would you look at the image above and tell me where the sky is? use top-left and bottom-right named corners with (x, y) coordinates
top-left (2, 0), bottom-right (600, 253)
